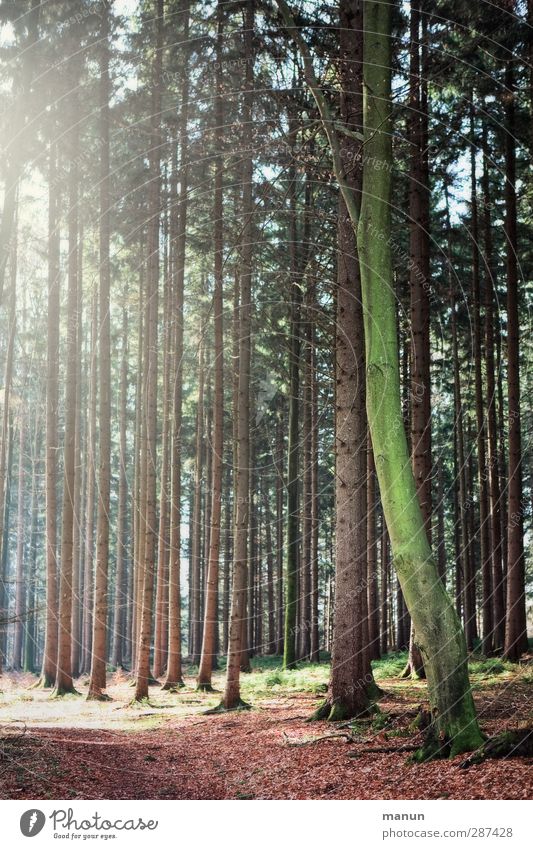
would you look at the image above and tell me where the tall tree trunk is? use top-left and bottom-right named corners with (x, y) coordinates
top-left (198, 0), bottom-right (225, 689)
top-left (0, 245), bottom-right (16, 673)
top-left (163, 0), bottom-right (190, 690)
top-left (367, 443), bottom-right (380, 660)
top-left (310, 334), bottom-right (320, 661)
top-left (71, 224), bottom-right (84, 679)
top-left (54, 50), bottom-right (81, 695)
top-left (190, 340), bottom-right (205, 665)
top-left (81, 290), bottom-right (98, 675)
top-left (405, 0), bottom-right (430, 680)
top-left (356, 0), bottom-right (482, 753)
top-left (481, 118), bottom-right (505, 650)
top-left (311, 0), bottom-right (374, 721)
top-left (503, 61), bottom-right (528, 660)
top-left (89, 6), bottom-right (112, 700)
top-left (111, 309), bottom-right (129, 669)
top-left (13, 397), bottom-right (26, 669)
top-left (25, 422), bottom-right (42, 672)
top-left (37, 137), bottom-right (60, 687)
top-left (470, 102), bottom-right (492, 655)
top-left (135, 0), bottom-right (163, 701)
top-left (275, 406), bottom-right (284, 655)
top-left (277, 0), bottom-right (483, 750)
top-left (223, 0), bottom-right (254, 709)
top-left (154, 244), bottom-right (171, 679)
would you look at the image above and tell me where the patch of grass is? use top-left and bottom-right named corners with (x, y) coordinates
top-left (469, 658), bottom-right (513, 677)
top-left (238, 656), bottom-right (329, 699)
top-left (372, 651), bottom-right (408, 680)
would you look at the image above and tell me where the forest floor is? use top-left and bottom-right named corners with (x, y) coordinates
top-left (0, 653), bottom-right (532, 800)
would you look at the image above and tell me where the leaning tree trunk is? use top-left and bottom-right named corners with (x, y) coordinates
top-left (277, 0), bottom-right (485, 754)
top-left (355, 0), bottom-right (483, 755)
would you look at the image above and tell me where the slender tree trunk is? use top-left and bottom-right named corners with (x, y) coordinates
top-left (0, 244), bottom-right (16, 674)
top-left (13, 401), bottom-right (26, 669)
top-left (111, 310), bottom-right (129, 669)
top-left (37, 138), bottom-right (60, 687)
top-left (481, 119), bottom-right (505, 650)
top-left (198, 1), bottom-right (225, 688)
top-left (81, 290), bottom-right (97, 675)
top-left (190, 340), bottom-right (205, 665)
top-left (469, 103), bottom-right (493, 655)
top-left (503, 61), bottom-right (528, 660)
top-left (282, 113), bottom-right (301, 671)
top-left (404, 0), bottom-right (430, 680)
top-left (135, 0), bottom-right (163, 701)
top-left (54, 52), bottom-right (81, 695)
top-left (311, 0), bottom-right (374, 721)
top-left (88, 7), bottom-right (112, 700)
top-left (275, 407), bottom-right (284, 655)
top-left (163, 0), bottom-right (190, 689)
top-left (24, 423), bottom-right (42, 672)
top-left (154, 249), bottom-right (171, 679)
top-left (223, 0), bottom-right (254, 709)
top-left (310, 334), bottom-right (320, 661)
top-left (367, 443), bottom-right (380, 660)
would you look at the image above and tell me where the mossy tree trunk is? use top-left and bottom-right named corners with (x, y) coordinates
top-left (355, 0), bottom-right (483, 755)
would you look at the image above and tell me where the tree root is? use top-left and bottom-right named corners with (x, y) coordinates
top-left (307, 697), bottom-right (376, 723)
top-left (50, 687), bottom-right (80, 698)
top-left (196, 683), bottom-right (218, 693)
top-left (86, 690), bottom-right (112, 702)
top-left (204, 699), bottom-right (252, 715)
top-left (459, 729), bottom-right (533, 768)
top-left (161, 680), bottom-right (185, 691)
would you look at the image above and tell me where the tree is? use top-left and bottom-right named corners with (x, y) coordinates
top-left (88, 3), bottom-right (112, 700)
top-left (135, 0), bottom-right (164, 702)
top-left (222, 0), bottom-right (255, 710)
top-left (276, 0), bottom-right (484, 756)
top-left (198, 0), bottom-right (225, 690)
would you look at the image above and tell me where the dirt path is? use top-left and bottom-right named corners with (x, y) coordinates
top-left (1, 690), bottom-right (532, 800)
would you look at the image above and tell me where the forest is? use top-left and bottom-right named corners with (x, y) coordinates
top-left (0, 0), bottom-right (531, 802)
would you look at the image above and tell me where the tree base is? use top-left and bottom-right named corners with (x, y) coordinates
top-left (308, 698), bottom-right (375, 723)
top-left (161, 679), bottom-right (185, 691)
top-left (197, 683), bottom-right (218, 693)
top-left (31, 674), bottom-right (55, 689)
top-left (205, 698), bottom-right (251, 715)
top-left (460, 729), bottom-right (533, 767)
top-left (400, 661), bottom-right (426, 680)
top-left (411, 721), bottom-right (486, 762)
top-left (51, 686), bottom-right (80, 698)
top-left (87, 690), bottom-right (112, 702)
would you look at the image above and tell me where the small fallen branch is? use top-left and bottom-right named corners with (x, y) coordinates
top-left (282, 731), bottom-right (357, 747)
top-left (347, 744), bottom-right (419, 758)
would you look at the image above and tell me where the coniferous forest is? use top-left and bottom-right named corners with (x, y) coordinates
top-left (0, 0), bottom-right (532, 805)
